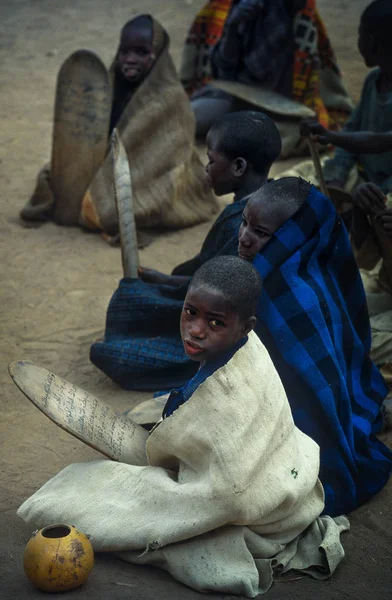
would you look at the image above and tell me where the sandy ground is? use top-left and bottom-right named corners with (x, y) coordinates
top-left (1, 0), bottom-right (392, 598)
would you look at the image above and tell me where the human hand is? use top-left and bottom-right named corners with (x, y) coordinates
top-left (380, 208), bottom-right (392, 237)
top-left (300, 119), bottom-right (331, 145)
top-left (138, 267), bottom-right (170, 285)
top-left (352, 182), bottom-right (387, 217)
top-left (326, 179), bottom-right (345, 190)
top-left (227, 0), bottom-right (261, 26)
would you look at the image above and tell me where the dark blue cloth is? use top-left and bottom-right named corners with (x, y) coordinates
top-left (90, 198), bottom-right (246, 390)
top-left (252, 185), bottom-right (392, 516)
top-left (90, 278), bottom-right (196, 390)
top-left (173, 197), bottom-right (248, 276)
top-left (211, 0), bottom-right (294, 96)
top-left (199, 197), bottom-right (248, 263)
top-left (162, 337), bottom-right (248, 418)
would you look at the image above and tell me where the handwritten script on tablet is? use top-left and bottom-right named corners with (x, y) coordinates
top-left (36, 368), bottom-right (148, 465)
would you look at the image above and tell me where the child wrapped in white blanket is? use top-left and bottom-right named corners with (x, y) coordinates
top-left (17, 256), bottom-right (349, 597)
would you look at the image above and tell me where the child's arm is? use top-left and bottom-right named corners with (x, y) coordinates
top-left (301, 121), bottom-right (392, 154)
top-left (316, 102), bottom-right (363, 188)
top-left (138, 267), bottom-right (191, 287)
top-left (172, 254), bottom-right (202, 277)
top-left (351, 183), bottom-right (387, 250)
top-left (381, 209), bottom-right (392, 238)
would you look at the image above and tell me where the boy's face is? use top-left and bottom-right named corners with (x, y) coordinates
top-left (205, 137), bottom-right (234, 196)
top-left (180, 285), bottom-right (252, 363)
top-left (117, 27), bottom-right (154, 83)
top-left (205, 132), bottom-right (246, 196)
top-left (238, 195), bottom-right (285, 261)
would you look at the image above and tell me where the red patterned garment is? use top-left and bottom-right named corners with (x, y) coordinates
top-left (180, 0), bottom-right (351, 129)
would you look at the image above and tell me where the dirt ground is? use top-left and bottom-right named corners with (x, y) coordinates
top-left (1, 0), bottom-right (392, 598)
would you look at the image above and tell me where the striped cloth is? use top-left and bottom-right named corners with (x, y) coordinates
top-left (253, 185), bottom-right (392, 516)
top-left (180, 0), bottom-right (350, 129)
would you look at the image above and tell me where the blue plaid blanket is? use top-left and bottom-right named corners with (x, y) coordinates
top-left (253, 185), bottom-right (392, 516)
top-left (90, 185), bottom-right (391, 516)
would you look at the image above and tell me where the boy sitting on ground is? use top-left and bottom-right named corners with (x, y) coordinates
top-left (350, 182), bottom-right (392, 388)
top-left (235, 177), bottom-right (392, 516)
top-left (139, 109), bottom-right (282, 284)
top-left (304, 0), bottom-right (392, 196)
top-left (90, 111), bottom-right (282, 390)
top-left (18, 256), bottom-right (348, 597)
top-left (21, 15), bottom-right (216, 236)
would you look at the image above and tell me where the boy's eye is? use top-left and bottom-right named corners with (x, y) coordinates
top-left (255, 229), bottom-right (267, 238)
top-left (210, 319), bottom-right (225, 328)
top-left (241, 217), bottom-right (247, 226)
top-left (119, 47), bottom-right (149, 56)
top-left (185, 307), bottom-right (196, 317)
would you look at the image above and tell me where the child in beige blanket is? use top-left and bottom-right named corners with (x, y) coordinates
top-left (17, 256), bottom-right (348, 597)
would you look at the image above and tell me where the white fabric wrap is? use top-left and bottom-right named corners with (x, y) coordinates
top-left (18, 332), bottom-right (349, 597)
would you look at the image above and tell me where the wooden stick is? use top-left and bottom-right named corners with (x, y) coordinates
top-left (306, 137), bottom-right (330, 199)
top-left (111, 129), bottom-right (139, 279)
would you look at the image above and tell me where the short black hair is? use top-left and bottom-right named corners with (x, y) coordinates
top-left (361, 1), bottom-right (392, 51)
top-left (189, 256), bottom-right (262, 321)
top-left (208, 111), bottom-right (282, 175)
top-left (250, 176), bottom-right (311, 222)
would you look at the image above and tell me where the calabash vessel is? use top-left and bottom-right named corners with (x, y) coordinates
top-left (23, 524), bottom-right (94, 592)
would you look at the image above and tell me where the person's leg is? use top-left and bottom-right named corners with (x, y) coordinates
top-left (191, 96), bottom-right (234, 138)
top-left (189, 84), bottom-right (239, 138)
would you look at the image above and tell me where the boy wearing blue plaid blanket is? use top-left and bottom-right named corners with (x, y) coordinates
top-left (238, 176), bottom-right (392, 517)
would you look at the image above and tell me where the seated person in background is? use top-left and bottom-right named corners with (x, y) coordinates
top-left (145, 110), bottom-right (281, 281)
top-left (237, 177), bottom-right (392, 517)
top-left (302, 118), bottom-right (392, 382)
top-left (180, 0), bottom-right (352, 156)
top-left (18, 256), bottom-right (348, 597)
top-left (90, 111), bottom-right (282, 389)
top-left (21, 15), bottom-right (216, 240)
top-left (318, 0), bottom-right (392, 195)
top-left (350, 182), bottom-right (392, 386)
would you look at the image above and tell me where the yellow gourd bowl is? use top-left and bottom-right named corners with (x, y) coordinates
top-left (23, 524), bottom-right (94, 592)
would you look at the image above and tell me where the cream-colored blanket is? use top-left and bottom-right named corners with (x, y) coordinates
top-left (18, 332), bottom-right (348, 597)
top-left (21, 17), bottom-right (218, 237)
